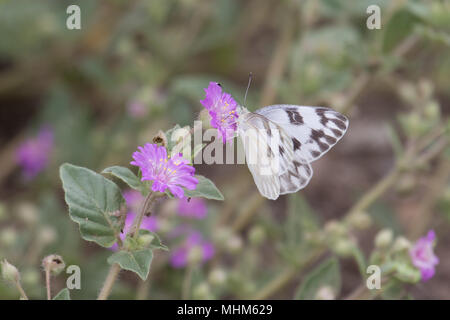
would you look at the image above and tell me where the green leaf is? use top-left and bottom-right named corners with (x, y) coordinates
top-left (383, 9), bottom-right (422, 53)
top-left (53, 288), bottom-right (70, 300)
top-left (107, 249), bottom-right (153, 280)
top-left (102, 166), bottom-right (147, 194)
top-left (139, 229), bottom-right (169, 251)
top-left (294, 257), bottom-right (341, 300)
top-left (59, 163), bottom-right (125, 248)
top-left (184, 175), bottom-right (224, 200)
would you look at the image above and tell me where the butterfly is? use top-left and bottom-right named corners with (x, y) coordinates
top-left (237, 104), bottom-right (349, 200)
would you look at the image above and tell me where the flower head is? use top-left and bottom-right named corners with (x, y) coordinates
top-left (170, 231), bottom-right (215, 268)
top-left (177, 198), bottom-right (207, 219)
top-left (130, 143), bottom-right (198, 198)
top-left (200, 82), bottom-right (238, 143)
top-left (410, 230), bottom-right (439, 281)
top-left (16, 126), bottom-right (54, 179)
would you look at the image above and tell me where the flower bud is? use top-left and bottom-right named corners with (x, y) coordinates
top-left (1, 259), bottom-right (20, 283)
top-left (315, 286), bottom-right (336, 300)
top-left (394, 262), bottom-right (421, 283)
top-left (424, 100), bottom-right (440, 122)
top-left (17, 203), bottom-right (38, 226)
top-left (398, 83), bottom-right (417, 105)
top-left (38, 226), bottom-right (57, 245)
top-left (208, 268), bottom-right (227, 286)
top-left (331, 239), bottom-right (354, 257)
top-left (392, 236), bottom-right (411, 252)
top-left (187, 246), bottom-right (203, 265)
top-left (213, 227), bottom-right (232, 248)
top-left (42, 254), bottom-right (65, 276)
top-left (225, 235), bottom-right (243, 254)
top-left (347, 212), bottom-right (372, 230)
top-left (248, 225), bottom-right (266, 246)
top-left (375, 229), bottom-right (393, 249)
top-left (192, 282), bottom-right (212, 299)
top-left (324, 220), bottom-right (347, 238)
top-left (0, 227), bottom-right (18, 247)
top-left (396, 174), bottom-right (416, 195)
top-left (418, 79), bottom-right (434, 100)
top-left (137, 233), bottom-right (154, 247)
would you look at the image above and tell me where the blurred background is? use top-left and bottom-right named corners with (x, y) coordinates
top-left (0, 0), bottom-right (449, 299)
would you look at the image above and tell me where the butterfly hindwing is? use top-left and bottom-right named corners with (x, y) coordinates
top-left (255, 105), bottom-right (349, 164)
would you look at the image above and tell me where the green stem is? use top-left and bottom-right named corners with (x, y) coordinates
top-left (182, 264), bottom-right (194, 300)
top-left (97, 263), bottom-right (121, 300)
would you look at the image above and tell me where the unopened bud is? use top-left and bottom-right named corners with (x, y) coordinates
top-left (418, 79), bottom-right (434, 100)
top-left (375, 229), bottom-right (393, 249)
top-left (398, 83), bottom-right (417, 105)
top-left (347, 212), bottom-right (372, 230)
top-left (332, 239), bottom-right (354, 257)
top-left (392, 236), bottom-right (411, 252)
top-left (324, 220), bottom-right (347, 238)
top-left (137, 234), bottom-right (154, 247)
top-left (424, 100), bottom-right (440, 122)
top-left (192, 282), bottom-right (212, 299)
top-left (187, 246), bottom-right (203, 265)
top-left (1, 259), bottom-right (20, 283)
top-left (42, 254), bottom-right (65, 276)
top-left (248, 225), bottom-right (266, 246)
top-left (396, 174), bottom-right (417, 195)
top-left (0, 227), bottom-right (17, 247)
top-left (208, 268), bottom-right (227, 286)
top-left (213, 227), bottom-right (232, 247)
top-left (315, 286), bottom-right (336, 300)
top-left (39, 226), bottom-right (57, 245)
top-left (17, 203), bottom-right (38, 226)
top-left (226, 235), bottom-right (243, 254)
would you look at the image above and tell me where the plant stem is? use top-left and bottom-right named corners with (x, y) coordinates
top-left (45, 268), bottom-right (51, 300)
top-left (182, 264), bottom-right (194, 300)
top-left (97, 263), bottom-right (121, 300)
top-left (15, 281), bottom-right (28, 300)
top-left (132, 191), bottom-right (154, 239)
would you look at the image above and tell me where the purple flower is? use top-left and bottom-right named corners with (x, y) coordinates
top-left (177, 198), bottom-right (207, 219)
top-left (410, 230), bottom-right (439, 281)
top-left (111, 189), bottom-right (159, 251)
top-left (200, 82), bottom-right (238, 143)
top-left (170, 231), bottom-right (215, 268)
top-left (130, 143), bottom-right (198, 198)
top-left (16, 126), bottom-right (54, 179)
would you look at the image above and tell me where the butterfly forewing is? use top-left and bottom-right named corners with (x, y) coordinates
top-left (255, 105), bottom-right (349, 164)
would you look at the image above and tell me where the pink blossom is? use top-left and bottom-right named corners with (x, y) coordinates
top-left (410, 230), bottom-right (439, 281)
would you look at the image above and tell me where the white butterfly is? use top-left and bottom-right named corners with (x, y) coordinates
top-left (237, 105), bottom-right (349, 200)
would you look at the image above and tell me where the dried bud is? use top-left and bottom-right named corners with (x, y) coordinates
top-left (332, 239), bottom-right (354, 257)
top-left (1, 259), bottom-right (20, 283)
top-left (375, 229), bottom-right (393, 249)
top-left (42, 254), bottom-right (65, 276)
top-left (152, 130), bottom-right (168, 147)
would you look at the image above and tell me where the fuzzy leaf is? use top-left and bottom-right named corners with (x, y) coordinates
top-left (53, 288), bottom-right (71, 300)
top-left (184, 175), bottom-right (224, 200)
top-left (102, 166), bottom-right (147, 194)
top-left (60, 163), bottom-right (124, 247)
top-left (107, 249), bottom-right (153, 280)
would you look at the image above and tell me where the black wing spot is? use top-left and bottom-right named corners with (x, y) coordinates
top-left (330, 118), bottom-right (346, 130)
top-left (311, 150), bottom-right (321, 158)
top-left (292, 138), bottom-right (302, 151)
top-left (286, 109), bottom-right (304, 125)
top-left (279, 145), bottom-right (285, 155)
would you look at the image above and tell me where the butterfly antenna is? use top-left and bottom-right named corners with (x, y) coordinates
top-left (243, 72), bottom-right (253, 108)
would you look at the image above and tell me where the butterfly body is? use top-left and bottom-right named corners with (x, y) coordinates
top-left (237, 105), bottom-right (348, 200)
